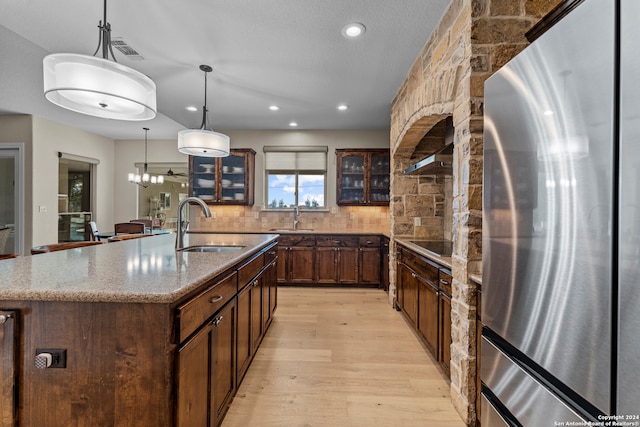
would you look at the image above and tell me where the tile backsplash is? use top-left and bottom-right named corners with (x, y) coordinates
top-left (193, 205), bottom-right (390, 234)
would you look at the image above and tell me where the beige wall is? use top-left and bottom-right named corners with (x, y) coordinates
top-left (114, 129), bottom-right (391, 227)
top-left (31, 116), bottom-right (115, 246)
top-left (0, 115), bottom-right (33, 253)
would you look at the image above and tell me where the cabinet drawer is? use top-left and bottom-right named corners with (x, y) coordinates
top-left (177, 271), bottom-right (237, 342)
top-left (359, 235), bottom-right (381, 247)
top-left (439, 269), bottom-right (453, 296)
top-left (402, 249), bottom-right (439, 285)
top-left (238, 252), bottom-right (264, 289)
top-left (278, 235), bottom-right (315, 247)
top-left (265, 245), bottom-right (277, 265)
top-left (316, 236), bottom-right (358, 247)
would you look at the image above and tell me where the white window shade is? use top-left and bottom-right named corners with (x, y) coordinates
top-left (264, 146), bottom-right (327, 171)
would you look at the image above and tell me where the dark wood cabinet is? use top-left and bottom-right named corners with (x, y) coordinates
top-left (336, 149), bottom-right (390, 205)
top-left (277, 233), bottom-right (384, 287)
top-left (418, 277), bottom-right (439, 356)
top-left (0, 310), bottom-right (17, 427)
top-left (190, 148), bottom-right (255, 205)
top-left (396, 244), bottom-right (452, 377)
top-left (381, 236), bottom-right (390, 291)
top-left (316, 236), bottom-right (359, 285)
top-left (359, 236), bottom-right (381, 285)
top-left (276, 235), bottom-right (316, 284)
top-left (177, 297), bottom-right (236, 427)
top-left (438, 268), bottom-right (452, 376)
top-left (176, 270), bottom-right (238, 427)
top-left (0, 241), bottom-right (277, 427)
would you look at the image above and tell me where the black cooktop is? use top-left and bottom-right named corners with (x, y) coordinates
top-left (408, 240), bottom-right (452, 256)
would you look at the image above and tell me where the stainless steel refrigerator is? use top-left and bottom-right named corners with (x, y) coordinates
top-left (482, 0), bottom-right (639, 425)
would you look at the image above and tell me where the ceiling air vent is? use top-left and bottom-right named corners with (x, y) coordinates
top-left (110, 38), bottom-right (144, 60)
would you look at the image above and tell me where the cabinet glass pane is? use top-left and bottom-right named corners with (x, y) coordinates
top-left (371, 154), bottom-right (390, 202)
top-left (192, 157), bottom-right (216, 201)
top-left (341, 155), bottom-right (365, 202)
top-left (221, 155), bottom-right (246, 202)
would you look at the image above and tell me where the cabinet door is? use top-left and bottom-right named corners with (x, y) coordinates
top-left (190, 156), bottom-right (217, 202)
top-left (250, 279), bottom-right (263, 351)
top-left (236, 285), bottom-right (252, 383)
top-left (369, 152), bottom-right (390, 205)
top-left (359, 248), bottom-right (381, 285)
top-left (177, 322), bottom-right (212, 427)
top-left (220, 151), bottom-right (254, 205)
top-left (418, 278), bottom-right (439, 357)
top-left (337, 152), bottom-right (366, 205)
top-left (276, 246), bottom-right (289, 283)
top-left (337, 247), bottom-right (359, 284)
top-left (0, 311), bottom-right (17, 427)
top-left (438, 293), bottom-right (452, 377)
top-left (397, 263), bottom-right (418, 326)
top-left (211, 300), bottom-right (237, 426)
top-left (261, 261), bottom-right (276, 331)
top-left (289, 247), bottom-right (315, 283)
top-left (316, 247), bottom-right (337, 284)
top-left (190, 149), bottom-right (255, 205)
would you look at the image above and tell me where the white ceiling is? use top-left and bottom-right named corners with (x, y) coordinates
top-left (0, 0), bottom-right (450, 140)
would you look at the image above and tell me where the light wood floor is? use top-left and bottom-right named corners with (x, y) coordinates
top-left (221, 287), bottom-right (466, 427)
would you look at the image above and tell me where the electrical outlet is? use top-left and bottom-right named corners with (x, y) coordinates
top-left (331, 207), bottom-right (337, 214)
top-left (414, 217), bottom-right (421, 226)
top-left (349, 212), bottom-right (356, 220)
top-left (254, 212), bottom-right (259, 219)
top-left (35, 349), bottom-right (67, 368)
top-left (39, 206), bottom-right (47, 213)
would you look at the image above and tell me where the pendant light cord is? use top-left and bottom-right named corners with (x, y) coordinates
top-left (92, 0), bottom-right (118, 62)
top-left (143, 127), bottom-right (149, 173)
top-left (199, 65), bottom-right (213, 131)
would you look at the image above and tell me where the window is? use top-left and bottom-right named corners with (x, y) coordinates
top-left (264, 146), bottom-right (327, 209)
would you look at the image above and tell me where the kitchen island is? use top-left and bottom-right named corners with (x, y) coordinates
top-left (0, 233), bottom-right (278, 427)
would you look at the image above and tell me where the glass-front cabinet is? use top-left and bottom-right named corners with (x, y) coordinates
top-left (189, 149), bottom-right (255, 205)
top-left (336, 149), bottom-right (390, 206)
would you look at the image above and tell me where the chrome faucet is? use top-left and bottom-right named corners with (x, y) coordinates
top-left (292, 206), bottom-right (300, 230)
top-left (176, 197), bottom-right (212, 249)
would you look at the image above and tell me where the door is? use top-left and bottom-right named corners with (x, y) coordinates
top-left (58, 158), bottom-right (94, 242)
top-left (0, 146), bottom-right (23, 255)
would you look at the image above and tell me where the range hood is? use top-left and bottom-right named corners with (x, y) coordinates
top-left (402, 143), bottom-right (453, 176)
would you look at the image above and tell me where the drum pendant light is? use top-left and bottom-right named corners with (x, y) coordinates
top-left (43, 0), bottom-right (156, 121)
top-left (177, 65), bottom-right (230, 157)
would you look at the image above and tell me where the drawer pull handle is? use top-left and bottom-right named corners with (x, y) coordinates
top-left (440, 279), bottom-right (450, 286)
top-left (212, 315), bottom-right (224, 326)
top-left (253, 279), bottom-right (259, 287)
top-left (0, 313), bottom-right (12, 324)
top-left (210, 295), bottom-right (224, 303)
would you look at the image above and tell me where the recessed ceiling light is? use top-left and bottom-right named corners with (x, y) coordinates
top-left (185, 105), bottom-right (198, 112)
top-left (337, 104), bottom-right (349, 111)
top-left (342, 23), bottom-right (366, 38)
top-left (289, 122), bottom-right (298, 127)
top-left (269, 105), bottom-right (280, 111)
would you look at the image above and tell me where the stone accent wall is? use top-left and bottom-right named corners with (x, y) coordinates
top-left (389, 0), bottom-right (563, 425)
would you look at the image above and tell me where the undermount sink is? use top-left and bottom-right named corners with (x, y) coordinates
top-left (179, 245), bottom-right (246, 253)
top-left (269, 228), bottom-right (314, 232)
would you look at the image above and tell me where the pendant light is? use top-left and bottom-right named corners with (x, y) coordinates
top-left (177, 65), bottom-right (230, 157)
top-left (43, 0), bottom-right (156, 121)
top-left (128, 128), bottom-right (164, 187)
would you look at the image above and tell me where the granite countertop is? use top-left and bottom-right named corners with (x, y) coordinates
top-left (394, 238), bottom-right (453, 269)
top-left (0, 233), bottom-right (278, 304)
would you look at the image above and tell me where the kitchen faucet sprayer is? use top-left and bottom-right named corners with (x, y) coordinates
top-left (176, 197), bottom-right (212, 249)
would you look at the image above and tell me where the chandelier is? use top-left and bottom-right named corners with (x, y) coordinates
top-left (42, 0), bottom-right (156, 121)
top-left (128, 128), bottom-right (164, 187)
top-left (177, 65), bottom-right (230, 157)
